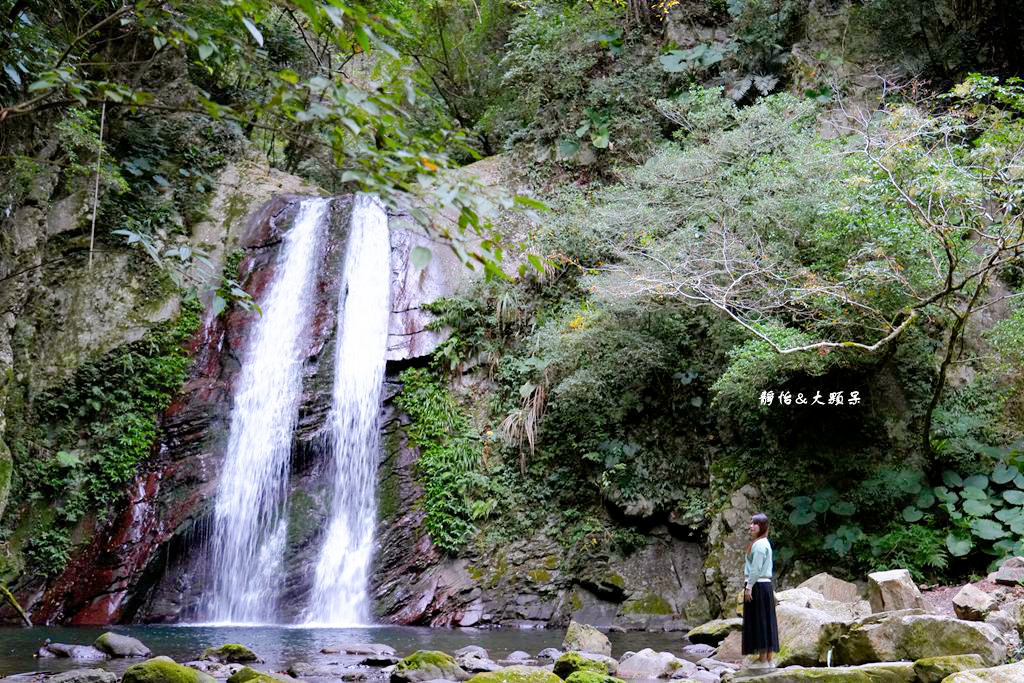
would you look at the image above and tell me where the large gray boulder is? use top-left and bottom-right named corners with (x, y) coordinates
top-left (954, 584), bottom-right (995, 621)
top-left (773, 603), bottom-right (849, 666)
top-left (912, 654), bottom-right (986, 683)
top-left (724, 662), bottom-right (915, 682)
top-left (392, 651), bottom-right (470, 683)
top-left (990, 557), bottom-right (1024, 587)
top-left (615, 650), bottom-right (684, 680)
top-left (796, 573), bottom-right (860, 604)
top-left (36, 643), bottom-right (108, 662)
top-left (686, 619), bottom-right (742, 646)
top-left (828, 611), bottom-right (1007, 666)
top-left (867, 569), bottom-right (924, 613)
top-left (123, 656), bottom-right (217, 683)
top-left (93, 632), bottom-right (151, 658)
top-left (774, 588), bottom-right (870, 622)
top-left (562, 621), bottom-right (612, 656)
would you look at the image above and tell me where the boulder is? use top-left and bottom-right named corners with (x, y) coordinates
top-left (553, 653), bottom-right (615, 678)
top-left (797, 573), bottom-right (860, 604)
top-left (942, 659), bottom-right (1024, 682)
top-left (953, 585), bottom-right (995, 621)
top-left (466, 666), bottom-right (563, 683)
top-left (866, 570), bottom-right (924, 613)
top-left (679, 645), bottom-right (716, 664)
top-left (504, 653), bottom-right (534, 664)
top-left (47, 670), bottom-right (118, 683)
top-left (686, 619), bottom-right (743, 646)
top-left (123, 656), bottom-right (218, 683)
top-left (562, 621), bottom-right (612, 656)
top-left (911, 654), bottom-right (986, 683)
top-left (455, 648), bottom-right (489, 660)
top-left (201, 645), bottom-right (262, 664)
top-left (775, 588), bottom-right (870, 622)
top-left (536, 650), bottom-right (562, 663)
top-left (829, 612), bottom-right (1007, 666)
top-left (713, 632), bottom-right (743, 664)
top-left (324, 645), bottom-right (398, 657)
top-left (615, 650), bottom-right (684, 680)
top-left (774, 603), bottom-right (849, 666)
top-left (289, 662), bottom-right (372, 680)
top-left (724, 662), bottom-right (915, 682)
top-left (991, 557), bottom-right (1024, 587)
top-left (185, 661), bottom-right (245, 677)
top-left (673, 673), bottom-right (717, 683)
top-left (92, 632), bottom-right (151, 658)
top-left (392, 651), bottom-right (470, 683)
top-left (456, 652), bottom-right (502, 674)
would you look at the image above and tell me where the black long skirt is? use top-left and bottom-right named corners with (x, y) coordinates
top-left (742, 581), bottom-right (780, 654)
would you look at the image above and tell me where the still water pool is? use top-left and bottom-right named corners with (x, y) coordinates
top-left (0, 625), bottom-right (686, 676)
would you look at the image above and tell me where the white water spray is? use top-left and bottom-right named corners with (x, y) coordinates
top-left (203, 198), bottom-right (330, 624)
top-left (304, 195), bottom-right (391, 626)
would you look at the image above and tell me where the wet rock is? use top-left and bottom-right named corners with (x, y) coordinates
top-left (455, 652), bottom-right (502, 674)
top-left (183, 660), bottom-right (245, 678)
top-left (912, 654), bottom-right (986, 683)
top-left (943, 659), bottom-right (1024, 681)
top-left (201, 645), bottom-right (262, 664)
top-left (866, 569), bottom-right (924, 613)
top-left (325, 645), bottom-right (398, 658)
top-left (535, 650), bottom-right (562, 663)
top-left (562, 621), bottom-right (612, 656)
top-left (36, 643), bottom-right (108, 662)
top-left (123, 656), bottom-right (218, 683)
top-left (455, 648), bottom-right (489, 659)
top-left (954, 585), bottom-right (995, 621)
top-left (672, 671), bottom-right (718, 683)
top-left (465, 666), bottom-right (562, 683)
top-left (47, 670), bottom-right (118, 683)
top-left (228, 667), bottom-right (303, 683)
top-left (552, 653), bottom-right (612, 678)
top-left (563, 673), bottom-right (626, 683)
top-left (725, 661), bottom-right (915, 681)
top-left (616, 650), bottom-right (685, 680)
top-left (679, 645), bottom-right (716, 664)
top-left (500, 653), bottom-right (536, 666)
top-left (288, 662), bottom-right (375, 681)
top-left (686, 618), bottom-right (742, 646)
top-left (93, 632), bottom-right (151, 658)
top-left (392, 651), bottom-right (470, 683)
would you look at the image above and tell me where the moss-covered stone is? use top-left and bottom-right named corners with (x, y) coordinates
top-left (201, 644), bottom-right (261, 664)
top-left (686, 617), bottom-right (743, 646)
top-left (122, 657), bottom-right (217, 683)
top-left (227, 668), bottom-right (294, 683)
top-left (553, 653), bottom-right (610, 678)
top-left (941, 659), bottom-right (1024, 681)
top-left (93, 632), bottom-right (151, 657)
top-left (562, 621), bottom-right (612, 656)
top-left (467, 666), bottom-right (563, 683)
top-left (529, 569), bottom-right (553, 583)
top-left (621, 592), bottom-right (672, 616)
top-left (912, 654), bottom-right (986, 683)
top-left (393, 650), bottom-right (469, 683)
top-left (563, 672), bottom-right (625, 683)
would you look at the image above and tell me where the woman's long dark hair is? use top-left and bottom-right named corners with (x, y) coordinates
top-left (746, 513), bottom-right (770, 555)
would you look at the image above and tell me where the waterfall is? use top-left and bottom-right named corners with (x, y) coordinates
top-left (202, 198), bottom-right (330, 624)
top-left (303, 195), bottom-right (391, 626)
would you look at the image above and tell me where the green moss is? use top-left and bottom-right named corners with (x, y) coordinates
top-left (467, 666), bottom-right (563, 683)
top-left (488, 554), bottom-right (509, 588)
top-left (286, 490), bottom-right (317, 550)
top-left (544, 555), bottom-right (559, 570)
top-left (563, 673), bottom-right (625, 683)
top-left (201, 644), bottom-right (260, 664)
top-left (123, 657), bottom-right (215, 683)
top-left (553, 653), bottom-right (609, 678)
top-left (467, 564), bottom-right (485, 581)
top-left (378, 427), bottom-right (404, 523)
top-left (912, 654), bottom-right (986, 683)
top-left (528, 569), bottom-right (552, 583)
top-left (604, 573), bottom-right (626, 589)
top-left (570, 590), bottom-right (584, 611)
top-left (621, 592), bottom-right (672, 616)
top-left (227, 669), bottom-right (291, 683)
top-left (396, 650), bottom-right (458, 673)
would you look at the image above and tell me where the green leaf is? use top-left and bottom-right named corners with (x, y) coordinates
top-left (995, 508), bottom-right (1024, 523)
top-left (1003, 490), bottom-right (1024, 505)
top-left (962, 486), bottom-right (987, 500)
top-left (527, 254), bottom-right (544, 273)
top-left (212, 295), bottom-right (227, 317)
top-left (558, 139), bottom-right (580, 159)
top-left (789, 508), bottom-right (816, 525)
top-left (915, 490), bottom-right (936, 508)
top-left (943, 470), bottom-right (964, 487)
top-left (963, 499), bottom-right (993, 516)
top-left (788, 496), bottom-right (813, 509)
top-left (964, 474), bottom-right (989, 490)
top-left (812, 498), bottom-right (831, 513)
top-left (278, 69), bottom-right (299, 85)
top-left (831, 501), bottom-right (856, 516)
top-left (971, 518), bottom-right (1008, 540)
top-left (575, 121), bottom-right (590, 137)
top-left (515, 196), bottom-right (549, 211)
top-left (56, 450), bottom-right (82, 468)
top-left (410, 246), bottom-right (432, 269)
top-left (152, 175), bottom-right (170, 188)
top-left (198, 42), bottom-right (215, 61)
top-left (902, 506), bottom-right (923, 522)
top-left (592, 132), bottom-right (610, 149)
top-left (946, 533), bottom-right (973, 557)
top-left (241, 17), bottom-right (264, 46)
top-left (4, 64), bottom-right (21, 86)
top-left (992, 463), bottom-right (1019, 484)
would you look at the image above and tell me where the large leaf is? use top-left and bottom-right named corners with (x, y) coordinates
top-left (915, 489), bottom-right (936, 508)
top-left (831, 501), bottom-right (856, 516)
top-left (946, 533), bottom-right (973, 556)
top-left (964, 474), bottom-right (989, 490)
top-left (410, 246), bottom-right (432, 269)
top-left (971, 518), bottom-right (1008, 540)
top-left (1003, 490), bottom-right (1024, 505)
top-left (902, 506), bottom-right (923, 522)
top-left (943, 470), bottom-right (964, 487)
top-left (992, 463), bottom-right (1019, 484)
top-left (963, 499), bottom-right (993, 517)
top-left (789, 508), bottom-right (816, 525)
top-left (962, 486), bottom-right (987, 500)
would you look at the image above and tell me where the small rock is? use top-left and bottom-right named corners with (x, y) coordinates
top-left (867, 569), bottom-right (925, 613)
top-left (616, 649), bottom-right (683, 680)
top-left (455, 647), bottom-right (488, 659)
top-left (796, 572), bottom-right (860, 603)
top-left (36, 644), bottom-right (108, 662)
top-left (201, 645), bottom-right (262, 665)
top-left (993, 557), bottom-right (1024, 586)
top-left (679, 645), bottom-right (715, 664)
top-left (954, 584), bottom-right (995, 621)
top-left (535, 649), bottom-right (562, 663)
top-left (47, 670), bottom-right (118, 683)
top-left (124, 656), bottom-right (217, 683)
top-left (392, 651), bottom-right (470, 683)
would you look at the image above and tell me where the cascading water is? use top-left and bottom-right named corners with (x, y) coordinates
top-left (303, 195), bottom-right (391, 626)
top-left (202, 198), bottom-right (330, 624)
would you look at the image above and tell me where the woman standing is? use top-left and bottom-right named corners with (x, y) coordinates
top-left (742, 512), bottom-right (779, 669)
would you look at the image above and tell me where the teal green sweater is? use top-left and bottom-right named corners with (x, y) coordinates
top-left (743, 537), bottom-right (773, 589)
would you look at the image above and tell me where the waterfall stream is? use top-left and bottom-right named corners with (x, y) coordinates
top-left (203, 198), bottom-right (330, 624)
top-left (304, 195), bottom-right (391, 626)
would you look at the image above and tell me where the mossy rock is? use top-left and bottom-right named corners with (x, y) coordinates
top-left (563, 672), bottom-right (624, 683)
top-left (685, 617), bottom-right (742, 646)
top-left (123, 657), bottom-right (217, 683)
top-left (912, 654), bottom-right (986, 683)
top-left (393, 650), bottom-right (470, 683)
top-left (941, 659), bottom-right (1024, 681)
top-left (553, 653), bottom-right (610, 678)
top-left (201, 645), bottom-right (261, 664)
top-left (621, 592), bottom-right (672, 616)
top-left (226, 669), bottom-right (295, 683)
top-left (562, 621), bottom-right (612, 656)
top-left (467, 666), bottom-right (563, 683)
top-left (93, 632), bottom-right (151, 657)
